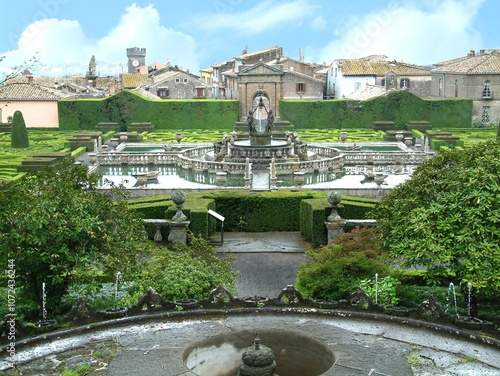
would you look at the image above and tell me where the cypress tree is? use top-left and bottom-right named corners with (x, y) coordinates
top-left (11, 110), bottom-right (29, 148)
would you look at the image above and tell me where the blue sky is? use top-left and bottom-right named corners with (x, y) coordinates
top-left (0, 0), bottom-right (498, 79)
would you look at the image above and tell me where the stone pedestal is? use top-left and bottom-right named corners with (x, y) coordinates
top-left (167, 220), bottom-right (190, 245)
top-left (325, 220), bottom-right (345, 244)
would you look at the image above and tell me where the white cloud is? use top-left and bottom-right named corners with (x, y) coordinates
top-left (311, 15), bottom-right (327, 30)
top-left (200, 0), bottom-right (318, 35)
top-left (0, 4), bottom-right (199, 78)
top-left (315, 0), bottom-right (484, 65)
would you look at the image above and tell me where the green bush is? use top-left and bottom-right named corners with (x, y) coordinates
top-left (296, 228), bottom-right (389, 301)
top-left (11, 111), bottom-right (29, 148)
top-left (126, 235), bottom-right (237, 301)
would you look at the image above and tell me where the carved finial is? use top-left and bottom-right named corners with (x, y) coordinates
top-left (254, 331), bottom-right (260, 350)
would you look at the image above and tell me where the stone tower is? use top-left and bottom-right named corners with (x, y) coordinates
top-left (126, 47), bottom-right (146, 74)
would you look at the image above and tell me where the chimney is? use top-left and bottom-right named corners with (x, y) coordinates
top-left (469, 49), bottom-right (475, 57)
top-left (480, 49), bottom-right (485, 55)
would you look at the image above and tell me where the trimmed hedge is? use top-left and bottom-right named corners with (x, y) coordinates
top-left (127, 191), bottom-right (378, 245)
top-left (280, 91), bottom-right (472, 129)
top-left (58, 90), bottom-right (238, 131)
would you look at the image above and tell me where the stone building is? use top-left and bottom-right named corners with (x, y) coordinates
top-left (201, 46), bottom-right (283, 99)
top-left (326, 56), bottom-right (431, 99)
top-left (135, 66), bottom-right (213, 99)
top-left (0, 82), bottom-right (71, 127)
top-left (237, 60), bottom-right (324, 120)
top-left (431, 49), bottom-right (500, 126)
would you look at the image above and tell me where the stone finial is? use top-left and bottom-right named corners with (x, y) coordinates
top-left (327, 191), bottom-right (342, 222)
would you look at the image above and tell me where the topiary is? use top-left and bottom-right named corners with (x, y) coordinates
top-left (10, 110), bottom-right (29, 148)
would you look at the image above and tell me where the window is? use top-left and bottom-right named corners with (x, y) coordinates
top-left (183, 78), bottom-right (188, 84)
top-left (381, 78), bottom-right (385, 87)
top-left (438, 78), bottom-right (443, 96)
top-left (196, 88), bottom-right (204, 97)
top-left (455, 79), bottom-right (459, 97)
top-left (334, 68), bottom-right (337, 77)
top-left (296, 82), bottom-right (306, 92)
top-left (400, 78), bottom-right (410, 89)
top-left (483, 80), bottom-right (492, 98)
top-left (157, 88), bottom-right (169, 98)
top-left (175, 78), bottom-right (180, 83)
top-left (482, 106), bottom-right (490, 123)
top-left (354, 82), bottom-right (361, 91)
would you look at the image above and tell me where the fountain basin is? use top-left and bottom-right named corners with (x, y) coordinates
top-left (183, 328), bottom-right (335, 376)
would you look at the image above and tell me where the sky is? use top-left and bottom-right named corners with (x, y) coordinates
top-left (0, 0), bottom-right (498, 79)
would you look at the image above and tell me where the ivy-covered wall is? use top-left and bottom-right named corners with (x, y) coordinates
top-left (280, 91), bottom-right (472, 129)
top-left (58, 90), bottom-right (238, 131)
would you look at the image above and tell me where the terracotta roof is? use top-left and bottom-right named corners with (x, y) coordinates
top-left (0, 83), bottom-right (69, 100)
top-left (121, 73), bottom-right (150, 88)
top-left (336, 59), bottom-right (431, 76)
top-left (432, 51), bottom-right (500, 74)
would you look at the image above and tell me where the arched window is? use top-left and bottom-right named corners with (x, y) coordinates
top-left (438, 78), bottom-right (443, 96)
top-left (483, 80), bottom-right (492, 98)
top-left (455, 79), bottom-right (459, 97)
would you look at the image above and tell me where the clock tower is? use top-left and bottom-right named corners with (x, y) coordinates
top-left (126, 47), bottom-right (146, 74)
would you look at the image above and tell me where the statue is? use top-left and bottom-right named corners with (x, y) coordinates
top-left (87, 55), bottom-right (96, 77)
top-left (247, 110), bottom-right (256, 133)
top-left (265, 110), bottom-right (274, 133)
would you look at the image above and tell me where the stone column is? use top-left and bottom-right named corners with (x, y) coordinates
top-left (325, 191), bottom-right (345, 244)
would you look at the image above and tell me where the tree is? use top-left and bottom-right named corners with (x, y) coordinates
top-left (0, 160), bottom-right (147, 317)
top-left (373, 142), bottom-right (500, 316)
top-left (10, 110), bottom-right (29, 148)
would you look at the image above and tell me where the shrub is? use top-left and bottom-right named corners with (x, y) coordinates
top-left (296, 228), bottom-right (390, 301)
top-left (10, 110), bottom-right (29, 148)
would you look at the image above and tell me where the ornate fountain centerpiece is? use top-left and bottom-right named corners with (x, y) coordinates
top-left (213, 90), bottom-right (308, 167)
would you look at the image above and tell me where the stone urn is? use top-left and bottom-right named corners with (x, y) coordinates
top-left (374, 173), bottom-right (386, 187)
top-left (171, 189), bottom-right (188, 222)
top-left (175, 132), bottom-right (183, 143)
top-left (340, 131), bottom-right (348, 143)
top-left (395, 131), bottom-right (404, 142)
top-left (216, 171), bottom-right (228, 187)
top-left (119, 132), bottom-right (128, 143)
top-left (404, 137), bottom-right (413, 147)
top-left (293, 171), bottom-right (305, 188)
top-left (110, 138), bottom-right (119, 149)
top-left (88, 152), bottom-right (97, 165)
top-left (135, 172), bottom-right (147, 188)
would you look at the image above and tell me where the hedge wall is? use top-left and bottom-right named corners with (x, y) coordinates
top-left (280, 90), bottom-right (472, 129)
top-left (58, 90), bottom-right (238, 131)
top-left (127, 191), bottom-right (378, 245)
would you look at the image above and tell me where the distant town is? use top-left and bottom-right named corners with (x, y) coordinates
top-left (1, 46), bottom-right (499, 128)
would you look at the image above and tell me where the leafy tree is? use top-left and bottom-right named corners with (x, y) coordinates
top-left (10, 110), bottom-right (29, 148)
top-left (373, 142), bottom-right (500, 316)
top-left (296, 228), bottom-right (389, 301)
top-left (0, 160), bottom-right (147, 317)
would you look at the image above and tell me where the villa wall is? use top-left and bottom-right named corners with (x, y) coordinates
top-left (0, 100), bottom-right (59, 128)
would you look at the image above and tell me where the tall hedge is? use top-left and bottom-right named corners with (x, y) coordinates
top-left (58, 90), bottom-right (238, 131)
top-left (280, 91), bottom-right (472, 129)
top-left (11, 110), bottom-right (29, 148)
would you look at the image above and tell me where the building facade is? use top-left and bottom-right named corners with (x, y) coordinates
top-left (326, 57), bottom-right (431, 99)
top-left (431, 49), bottom-right (500, 126)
